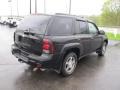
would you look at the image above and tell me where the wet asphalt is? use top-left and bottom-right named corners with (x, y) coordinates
top-left (0, 25), bottom-right (120, 90)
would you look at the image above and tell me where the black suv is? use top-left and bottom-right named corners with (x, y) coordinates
top-left (12, 14), bottom-right (108, 76)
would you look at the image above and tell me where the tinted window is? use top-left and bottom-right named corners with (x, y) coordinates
top-left (75, 20), bottom-right (88, 34)
top-left (47, 17), bottom-right (72, 36)
top-left (88, 23), bottom-right (98, 34)
top-left (17, 15), bottom-right (51, 34)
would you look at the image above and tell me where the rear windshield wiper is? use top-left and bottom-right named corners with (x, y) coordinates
top-left (24, 28), bottom-right (35, 36)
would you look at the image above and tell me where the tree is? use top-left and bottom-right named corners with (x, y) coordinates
top-left (101, 0), bottom-right (120, 26)
top-left (88, 15), bottom-right (101, 26)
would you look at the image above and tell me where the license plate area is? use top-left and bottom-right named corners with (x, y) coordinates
top-left (18, 36), bottom-right (31, 47)
top-left (18, 36), bottom-right (29, 43)
top-left (22, 37), bottom-right (30, 43)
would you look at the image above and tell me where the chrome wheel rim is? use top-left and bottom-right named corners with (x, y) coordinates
top-left (65, 56), bottom-right (76, 74)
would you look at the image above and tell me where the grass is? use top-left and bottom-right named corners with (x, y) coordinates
top-left (106, 32), bottom-right (120, 40)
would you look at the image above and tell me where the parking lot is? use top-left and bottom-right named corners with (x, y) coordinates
top-left (0, 25), bottom-right (120, 90)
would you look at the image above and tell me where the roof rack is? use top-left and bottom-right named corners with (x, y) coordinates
top-left (55, 13), bottom-right (87, 20)
top-left (55, 13), bottom-right (70, 15)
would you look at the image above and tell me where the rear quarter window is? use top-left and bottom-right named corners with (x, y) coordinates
top-left (47, 17), bottom-right (73, 36)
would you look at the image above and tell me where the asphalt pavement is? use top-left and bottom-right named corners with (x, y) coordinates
top-left (0, 25), bottom-right (120, 90)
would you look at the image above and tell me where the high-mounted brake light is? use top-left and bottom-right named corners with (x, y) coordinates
top-left (42, 39), bottom-right (55, 54)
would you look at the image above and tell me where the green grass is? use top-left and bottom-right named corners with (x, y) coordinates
top-left (106, 33), bottom-right (120, 40)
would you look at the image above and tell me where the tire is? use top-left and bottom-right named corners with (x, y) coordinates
top-left (97, 42), bottom-right (107, 56)
top-left (61, 52), bottom-right (78, 76)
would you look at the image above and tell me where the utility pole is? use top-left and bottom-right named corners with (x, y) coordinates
top-left (8, 0), bottom-right (12, 17)
top-left (17, 0), bottom-right (19, 16)
top-left (44, 0), bottom-right (46, 13)
top-left (30, 0), bottom-right (31, 14)
top-left (35, 0), bottom-right (37, 14)
top-left (69, 0), bottom-right (71, 14)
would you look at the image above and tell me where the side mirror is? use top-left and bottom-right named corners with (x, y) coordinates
top-left (99, 30), bottom-right (105, 35)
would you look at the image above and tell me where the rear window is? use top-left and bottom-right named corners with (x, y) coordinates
top-left (17, 15), bottom-right (51, 34)
top-left (47, 17), bottom-right (73, 36)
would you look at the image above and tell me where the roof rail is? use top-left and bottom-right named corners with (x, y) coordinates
top-left (55, 13), bottom-right (85, 18)
top-left (55, 13), bottom-right (69, 15)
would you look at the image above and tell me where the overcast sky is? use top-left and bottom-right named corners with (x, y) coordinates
top-left (0, 0), bottom-right (105, 16)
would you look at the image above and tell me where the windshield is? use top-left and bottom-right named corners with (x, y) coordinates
top-left (17, 15), bottom-right (51, 34)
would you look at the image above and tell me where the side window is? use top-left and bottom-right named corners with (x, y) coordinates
top-left (48, 17), bottom-right (72, 36)
top-left (75, 20), bottom-right (88, 34)
top-left (88, 23), bottom-right (98, 34)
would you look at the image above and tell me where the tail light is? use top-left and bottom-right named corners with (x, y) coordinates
top-left (42, 39), bottom-right (55, 54)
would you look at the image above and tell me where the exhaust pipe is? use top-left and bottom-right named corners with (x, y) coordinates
top-left (33, 64), bottom-right (46, 71)
top-left (18, 59), bottom-right (46, 72)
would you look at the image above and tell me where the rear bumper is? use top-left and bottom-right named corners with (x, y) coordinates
top-left (11, 44), bottom-right (61, 71)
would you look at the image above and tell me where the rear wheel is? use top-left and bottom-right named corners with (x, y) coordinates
top-left (61, 52), bottom-right (77, 76)
top-left (97, 42), bottom-right (107, 56)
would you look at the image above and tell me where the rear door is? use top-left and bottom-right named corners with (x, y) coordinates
top-left (88, 22), bottom-right (103, 51)
top-left (15, 30), bottom-right (44, 55)
top-left (75, 20), bottom-right (92, 55)
top-left (15, 15), bottom-right (51, 55)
